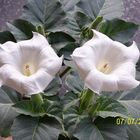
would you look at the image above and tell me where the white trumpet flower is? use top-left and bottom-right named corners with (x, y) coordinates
top-left (72, 30), bottom-right (140, 94)
top-left (0, 32), bottom-right (63, 95)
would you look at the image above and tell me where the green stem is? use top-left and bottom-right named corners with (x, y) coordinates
top-left (36, 25), bottom-right (46, 36)
top-left (31, 93), bottom-right (43, 106)
top-left (90, 16), bottom-right (103, 29)
top-left (79, 89), bottom-right (94, 114)
top-left (60, 66), bottom-right (71, 78)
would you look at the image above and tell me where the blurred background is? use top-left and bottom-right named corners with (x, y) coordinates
top-left (0, 0), bottom-right (140, 44)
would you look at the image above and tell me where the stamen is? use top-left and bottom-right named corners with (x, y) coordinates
top-left (97, 62), bottom-right (111, 74)
top-left (24, 64), bottom-right (31, 76)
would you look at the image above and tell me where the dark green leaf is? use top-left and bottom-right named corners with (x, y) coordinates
top-left (74, 117), bottom-right (128, 140)
top-left (47, 32), bottom-right (75, 51)
top-left (76, 0), bottom-right (124, 20)
top-left (59, 43), bottom-right (78, 60)
top-left (0, 87), bottom-right (19, 135)
top-left (95, 117), bottom-right (128, 140)
top-left (7, 19), bottom-right (36, 41)
top-left (0, 31), bottom-right (16, 43)
top-left (65, 71), bottom-right (84, 94)
top-left (11, 115), bottom-right (62, 140)
top-left (44, 76), bottom-right (62, 96)
top-left (99, 19), bottom-right (139, 43)
top-left (22, 0), bottom-right (66, 32)
top-left (89, 96), bottom-right (128, 118)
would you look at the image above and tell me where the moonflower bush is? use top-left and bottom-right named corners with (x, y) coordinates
top-left (0, 0), bottom-right (140, 140)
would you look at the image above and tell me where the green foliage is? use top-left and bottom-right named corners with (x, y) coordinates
top-left (99, 19), bottom-right (139, 43)
top-left (0, 0), bottom-right (139, 139)
top-left (0, 31), bottom-right (16, 44)
top-left (7, 19), bottom-right (36, 41)
top-left (11, 115), bottom-right (62, 140)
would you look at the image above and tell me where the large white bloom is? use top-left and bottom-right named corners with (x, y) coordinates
top-left (0, 32), bottom-right (63, 95)
top-left (72, 30), bottom-right (140, 94)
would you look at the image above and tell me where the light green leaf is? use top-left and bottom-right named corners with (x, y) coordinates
top-left (60, 0), bottom-right (80, 12)
top-left (11, 115), bottom-right (62, 140)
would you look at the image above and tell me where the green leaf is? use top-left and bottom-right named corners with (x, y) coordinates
top-left (13, 98), bottom-right (62, 118)
top-left (103, 84), bottom-right (140, 140)
top-left (44, 76), bottom-right (62, 96)
top-left (47, 32), bottom-right (75, 52)
top-left (60, 0), bottom-right (80, 12)
top-left (65, 71), bottom-right (84, 94)
top-left (76, 0), bottom-right (124, 20)
top-left (59, 42), bottom-right (78, 60)
top-left (12, 100), bottom-right (45, 117)
top-left (63, 92), bottom-right (80, 112)
top-left (11, 115), bottom-right (62, 140)
top-left (0, 31), bottom-right (16, 43)
top-left (22, 0), bottom-right (66, 32)
top-left (0, 86), bottom-right (19, 135)
top-left (99, 19), bottom-right (139, 43)
top-left (89, 96), bottom-right (128, 118)
top-left (73, 117), bottom-right (128, 140)
top-left (7, 19), bottom-right (36, 41)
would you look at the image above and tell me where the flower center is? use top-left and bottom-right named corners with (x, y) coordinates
top-left (23, 63), bottom-right (36, 76)
top-left (97, 61), bottom-right (111, 74)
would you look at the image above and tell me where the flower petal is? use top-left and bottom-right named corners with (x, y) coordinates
top-left (112, 61), bottom-right (140, 90)
top-left (0, 64), bottom-right (54, 95)
top-left (71, 46), bottom-right (96, 79)
top-left (0, 42), bottom-right (20, 67)
top-left (85, 69), bottom-right (118, 94)
top-left (21, 70), bottom-right (54, 95)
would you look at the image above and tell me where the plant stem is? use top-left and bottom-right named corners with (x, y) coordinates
top-left (31, 93), bottom-right (43, 106)
top-left (90, 16), bottom-right (103, 29)
top-left (60, 66), bottom-right (71, 78)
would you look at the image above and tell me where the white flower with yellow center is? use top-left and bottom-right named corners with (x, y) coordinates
top-left (72, 30), bottom-right (140, 94)
top-left (0, 32), bottom-right (63, 95)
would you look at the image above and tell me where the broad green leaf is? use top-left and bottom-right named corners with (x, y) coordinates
top-left (11, 115), bottom-right (62, 140)
top-left (60, 0), bottom-right (80, 12)
top-left (22, 0), bottom-right (66, 32)
top-left (73, 117), bottom-right (128, 140)
top-left (7, 19), bottom-right (36, 41)
top-left (76, 0), bottom-right (124, 20)
top-left (98, 0), bottom-right (124, 19)
top-left (99, 19), bottom-right (139, 43)
top-left (65, 71), bottom-right (84, 94)
top-left (103, 85), bottom-right (140, 140)
top-left (119, 100), bottom-right (140, 140)
top-left (13, 99), bottom-right (62, 117)
top-left (59, 42), bottom-right (78, 60)
top-left (43, 76), bottom-right (62, 96)
top-left (0, 31), bottom-right (16, 43)
top-left (47, 31), bottom-right (75, 52)
top-left (89, 96), bottom-right (128, 118)
top-left (13, 100), bottom-right (45, 117)
top-left (62, 92), bottom-right (79, 111)
top-left (0, 86), bottom-right (19, 135)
